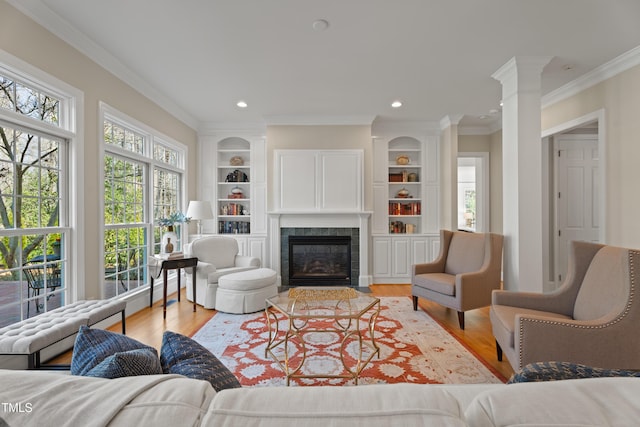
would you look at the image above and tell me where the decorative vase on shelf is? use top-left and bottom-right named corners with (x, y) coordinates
top-left (161, 226), bottom-right (179, 254)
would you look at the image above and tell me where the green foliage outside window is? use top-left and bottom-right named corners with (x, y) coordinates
top-left (0, 74), bottom-right (62, 273)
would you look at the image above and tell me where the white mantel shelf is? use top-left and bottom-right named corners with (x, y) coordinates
top-left (268, 211), bottom-right (372, 287)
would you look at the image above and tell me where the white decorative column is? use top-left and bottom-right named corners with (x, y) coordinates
top-left (493, 56), bottom-right (552, 292)
top-left (439, 115), bottom-right (463, 230)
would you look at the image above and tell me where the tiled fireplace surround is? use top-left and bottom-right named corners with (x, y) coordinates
top-left (280, 227), bottom-right (360, 287)
top-left (268, 212), bottom-right (372, 288)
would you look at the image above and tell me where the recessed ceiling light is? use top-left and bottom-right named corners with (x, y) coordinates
top-left (391, 100), bottom-right (402, 108)
top-left (236, 100), bottom-right (248, 108)
top-left (312, 19), bottom-right (330, 31)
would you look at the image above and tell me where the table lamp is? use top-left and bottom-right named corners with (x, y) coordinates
top-left (186, 200), bottom-right (213, 235)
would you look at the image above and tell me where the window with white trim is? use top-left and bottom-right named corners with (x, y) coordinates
top-left (0, 72), bottom-right (70, 327)
top-left (102, 108), bottom-right (186, 299)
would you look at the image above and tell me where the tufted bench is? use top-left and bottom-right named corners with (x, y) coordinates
top-left (0, 299), bottom-right (126, 369)
top-left (216, 268), bottom-right (278, 314)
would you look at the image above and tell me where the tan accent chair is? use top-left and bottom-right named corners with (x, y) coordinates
top-left (491, 241), bottom-right (640, 372)
top-left (183, 236), bottom-right (260, 309)
top-left (412, 229), bottom-right (503, 329)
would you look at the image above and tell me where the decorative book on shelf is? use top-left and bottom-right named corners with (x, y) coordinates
top-left (219, 221), bottom-right (250, 234)
top-left (389, 221), bottom-right (416, 234)
top-left (220, 203), bottom-right (247, 216)
top-left (389, 201), bottom-right (421, 216)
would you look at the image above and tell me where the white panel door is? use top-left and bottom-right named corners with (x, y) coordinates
top-left (556, 136), bottom-right (599, 283)
top-left (278, 152), bottom-right (316, 210)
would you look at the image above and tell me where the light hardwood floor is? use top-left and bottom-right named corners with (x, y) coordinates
top-left (52, 284), bottom-right (515, 380)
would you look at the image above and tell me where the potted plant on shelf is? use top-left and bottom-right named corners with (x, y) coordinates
top-left (158, 212), bottom-right (191, 254)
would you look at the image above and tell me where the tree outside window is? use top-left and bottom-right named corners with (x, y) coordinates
top-left (0, 74), bottom-right (67, 326)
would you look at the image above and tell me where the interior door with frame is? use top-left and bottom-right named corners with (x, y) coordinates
top-left (555, 134), bottom-right (600, 284)
top-left (457, 153), bottom-right (489, 232)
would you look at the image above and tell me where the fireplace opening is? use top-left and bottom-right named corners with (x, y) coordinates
top-left (288, 235), bottom-right (351, 286)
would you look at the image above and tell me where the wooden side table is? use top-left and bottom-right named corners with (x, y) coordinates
top-left (149, 256), bottom-right (198, 319)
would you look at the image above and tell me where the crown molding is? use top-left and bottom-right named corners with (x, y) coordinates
top-left (542, 45), bottom-right (640, 108)
top-left (198, 122), bottom-right (267, 136)
top-left (371, 119), bottom-right (441, 137)
top-left (8, 0), bottom-right (199, 131)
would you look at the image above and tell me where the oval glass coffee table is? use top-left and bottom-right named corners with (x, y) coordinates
top-left (265, 287), bottom-right (381, 385)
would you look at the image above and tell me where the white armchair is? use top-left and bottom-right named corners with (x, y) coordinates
top-left (183, 236), bottom-right (260, 309)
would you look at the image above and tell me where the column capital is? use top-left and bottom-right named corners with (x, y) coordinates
top-left (439, 114), bottom-right (464, 130)
top-left (493, 56), bottom-right (553, 100)
top-left (492, 56), bottom-right (553, 82)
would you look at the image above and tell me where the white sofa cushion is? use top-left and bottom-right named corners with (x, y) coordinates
top-left (204, 384), bottom-right (474, 427)
top-left (465, 377), bottom-right (640, 427)
top-left (0, 371), bottom-right (216, 427)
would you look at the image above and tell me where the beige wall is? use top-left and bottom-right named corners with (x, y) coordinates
top-left (542, 64), bottom-right (640, 248)
top-left (0, 2), bottom-right (198, 299)
top-left (265, 125), bottom-right (372, 211)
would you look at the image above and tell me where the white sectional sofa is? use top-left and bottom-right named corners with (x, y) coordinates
top-left (0, 370), bottom-right (638, 426)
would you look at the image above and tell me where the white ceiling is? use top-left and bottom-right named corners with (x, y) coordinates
top-left (12, 0), bottom-right (640, 131)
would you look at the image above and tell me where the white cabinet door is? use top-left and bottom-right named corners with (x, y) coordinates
top-left (373, 234), bottom-right (439, 283)
top-left (373, 238), bottom-right (391, 277)
top-left (411, 237), bottom-right (430, 265)
top-left (391, 237), bottom-right (411, 277)
top-left (275, 149), bottom-right (363, 211)
top-left (320, 152), bottom-right (361, 210)
top-left (277, 152), bottom-right (317, 210)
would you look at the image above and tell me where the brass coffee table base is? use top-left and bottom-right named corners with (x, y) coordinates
top-left (265, 288), bottom-right (381, 386)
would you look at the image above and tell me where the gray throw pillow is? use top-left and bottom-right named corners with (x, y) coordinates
top-left (71, 325), bottom-right (159, 376)
top-left (86, 348), bottom-right (163, 379)
top-left (160, 330), bottom-right (241, 391)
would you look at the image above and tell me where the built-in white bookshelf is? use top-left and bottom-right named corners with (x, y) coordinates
top-left (217, 139), bottom-right (251, 234)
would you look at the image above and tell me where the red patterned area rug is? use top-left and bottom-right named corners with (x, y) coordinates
top-left (192, 296), bottom-right (505, 387)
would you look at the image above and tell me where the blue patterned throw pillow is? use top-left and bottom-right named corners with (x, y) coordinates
top-left (71, 325), bottom-right (160, 376)
top-left (160, 330), bottom-right (241, 391)
top-left (86, 348), bottom-right (163, 379)
top-left (508, 361), bottom-right (640, 383)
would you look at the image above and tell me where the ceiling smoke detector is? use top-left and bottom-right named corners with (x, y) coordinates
top-left (312, 19), bottom-right (330, 31)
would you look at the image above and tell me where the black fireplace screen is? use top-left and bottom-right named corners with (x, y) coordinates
top-left (288, 235), bottom-right (351, 285)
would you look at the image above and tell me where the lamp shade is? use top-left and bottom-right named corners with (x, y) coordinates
top-left (186, 201), bottom-right (213, 220)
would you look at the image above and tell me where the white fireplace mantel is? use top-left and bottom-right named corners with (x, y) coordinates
top-left (268, 211), bottom-right (372, 287)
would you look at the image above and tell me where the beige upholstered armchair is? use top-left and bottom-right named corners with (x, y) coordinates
top-left (491, 240), bottom-right (640, 372)
top-left (183, 236), bottom-right (260, 309)
top-left (412, 229), bottom-right (503, 329)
